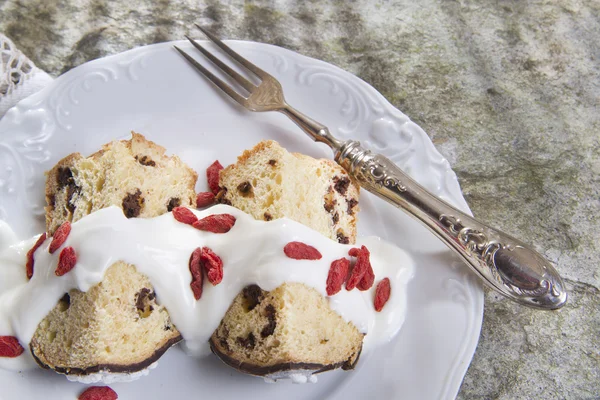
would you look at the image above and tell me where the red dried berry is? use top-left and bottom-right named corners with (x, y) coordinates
top-left (0, 336), bottom-right (24, 358)
top-left (196, 191), bottom-right (215, 208)
top-left (26, 232), bottom-right (47, 280)
top-left (357, 262), bottom-right (375, 291)
top-left (326, 257), bottom-right (350, 296)
top-left (201, 247), bottom-right (223, 285)
top-left (49, 221), bottom-right (71, 254)
top-left (374, 277), bottom-right (391, 312)
top-left (55, 246), bottom-right (77, 276)
top-left (283, 242), bottom-right (322, 260)
top-left (346, 245), bottom-right (372, 291)
top-left (78, 386), bottom-right (118, 400)
top-left (206, 160), bottom-right (223, 195)
top-left (173, 206), bottom-right (198, 225)
top-left (189, 248), bottom-right (204, 300)
top-left (192, 214), bottom-right (236, 234)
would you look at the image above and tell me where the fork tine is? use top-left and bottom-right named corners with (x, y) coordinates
top-left (184, 36), bottom-right (257, 93)
top-left (195, 24), bottom-right (270, 79)
top-left (174, 46), bottom-right (247, 107)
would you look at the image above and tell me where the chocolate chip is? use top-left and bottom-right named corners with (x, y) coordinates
top-left (135, 288), bottom-right (155, 318)
top-left (337, 231), bottom-right (350, 244)
top-left (220, 337), bottom-right (231, 352)
top-left (48, 194), bottom-right (56, 208)
top-left (242, 284), bottom-right (263, 312)
top-left (347, 198), bottom-right (358, 215)
top-left (58, 293), bottom-right (71, 311)
top-left (166, 197), bottom-right (181, 212)
top-left (264, 212), bottom-right (273, 221)
top-left (324, 201), bottom-right (336, 213)
top-left (268, 159), bottom-right (277, 166)
top-left (216, 188), bottom-right (233, 205)
top-left (122, 189), bottom-right (144, 218)
top-left (66, 184), bottom-right (81, 214)
top-left (56, 167), bottom-right (74, 189)
top-left (237, 332), bottom-right (256, 349)
top-left (261, 304), bottom-right (277, 338)
top-left (333, 176), bottom-right (350, 196)
top-left (237, 181), bottom-right (253, 197)
top-left (135, 288), bottom-right (153, 310)
top-left (332, 212), bottom-right (339, 224)
top-left (324, 188), bottom-right (337, 213)
top-left (135, 155), bottom-right (156, 167)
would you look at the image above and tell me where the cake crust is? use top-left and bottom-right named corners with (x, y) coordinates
top-left (31, 334), bottom-right (181, 376)
top-left (208, 339), bottom-right (361, 376)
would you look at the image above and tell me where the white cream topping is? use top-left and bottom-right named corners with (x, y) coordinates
top-left (0, 205), bottom-right (413, 372)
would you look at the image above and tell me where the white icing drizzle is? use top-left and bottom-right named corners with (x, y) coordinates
top-left (0, 205), bottom-right (414, 372)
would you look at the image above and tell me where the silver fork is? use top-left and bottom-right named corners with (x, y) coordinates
top-left (174, 25), bottom-right (566, 310)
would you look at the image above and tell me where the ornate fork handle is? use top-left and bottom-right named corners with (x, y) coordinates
top-left (335, 140), bottom-right (567, 309)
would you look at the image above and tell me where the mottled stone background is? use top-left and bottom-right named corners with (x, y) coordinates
top-left (1, 0), bottom-right (598, 398)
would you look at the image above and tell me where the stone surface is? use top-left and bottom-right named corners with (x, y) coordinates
top-left (1, 0), bottom-right (598, 398)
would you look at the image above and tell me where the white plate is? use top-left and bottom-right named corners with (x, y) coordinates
top-left (0, 41), bottom-right (483, 400)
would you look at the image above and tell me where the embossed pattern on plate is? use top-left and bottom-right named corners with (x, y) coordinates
top-left (0, 41), bottom-right (483, 400)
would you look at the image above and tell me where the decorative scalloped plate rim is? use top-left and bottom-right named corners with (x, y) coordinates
top-left (0, 40), bottom-right (483, 400)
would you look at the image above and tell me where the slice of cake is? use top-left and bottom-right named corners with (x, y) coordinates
top-left (212, 141), bottom-right (364, 380)
top-left (217, 140), bottom-right (360, 244)
top-left (45, 132), bottom-right (197, 234)
top-left (31, 133), bottom-right (196, 380)
top-left (210, 283), bottom-right (363, 381)
top-left (30, 262), bottom-right (180, 379)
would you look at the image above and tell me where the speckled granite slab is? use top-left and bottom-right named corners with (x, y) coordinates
top-left (0, 0), bottom-right (598, 398)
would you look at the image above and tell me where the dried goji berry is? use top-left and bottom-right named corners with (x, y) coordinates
top-left (55, 246), bottom-right (77, 276)
top-left (173, 206), bottom-right (198, 225)
top-left (346, 245), bottom-right (372, 291)
top-left (326, 257), bottom-right (350, 296)
top-left (374, 277), bottom-right (391, 312)
top-left (357, 263), bottom-right (375, 291)
top-left (206, 160), bottom-right (223, 195)
top-left (26, 232), bottom-right (47, 280)
top-left (0, 336), bottom-right (24, 358)
top-left (283, 242), bottom-right (322, 260)
top-left (49, 221), bottom-right (71, 254)
top-left (189, 248), bottom-right (203, 300)
top-left (78, 386), bottom-right (118, 400)
top-left (201, 247), bottom-right (223, 285)
top-left (192, 214), bottom-right (236, 234)
top-left (356, 246), bottom-right (375, 291)
top-left (196, 191), bottom-right (215, 208)
top-left (348, 247), bottom-right (360, 257)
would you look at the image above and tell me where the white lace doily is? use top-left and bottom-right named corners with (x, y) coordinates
top-left (0, 34), bottom-right (53, 117)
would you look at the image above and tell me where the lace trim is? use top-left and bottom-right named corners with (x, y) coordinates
top-left (1, 34), bottom-right (36, 98)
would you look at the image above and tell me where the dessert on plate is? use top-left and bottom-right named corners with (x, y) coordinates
top-left (0, 133), bottom-right (411, 389)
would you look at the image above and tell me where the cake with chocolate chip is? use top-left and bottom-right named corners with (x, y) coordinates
top-left (210, 283), bottom-right (364, 380)
top-left (44, 132), bottom-right (197, 234)
top-left (31, 133), bottom-right (195, 380)
top-left (212, 141), bottom-right (364, 380)
top-left (30, 262), bottom-right (180, 381)
top-left (217, 140), bottom-right (360, 244)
